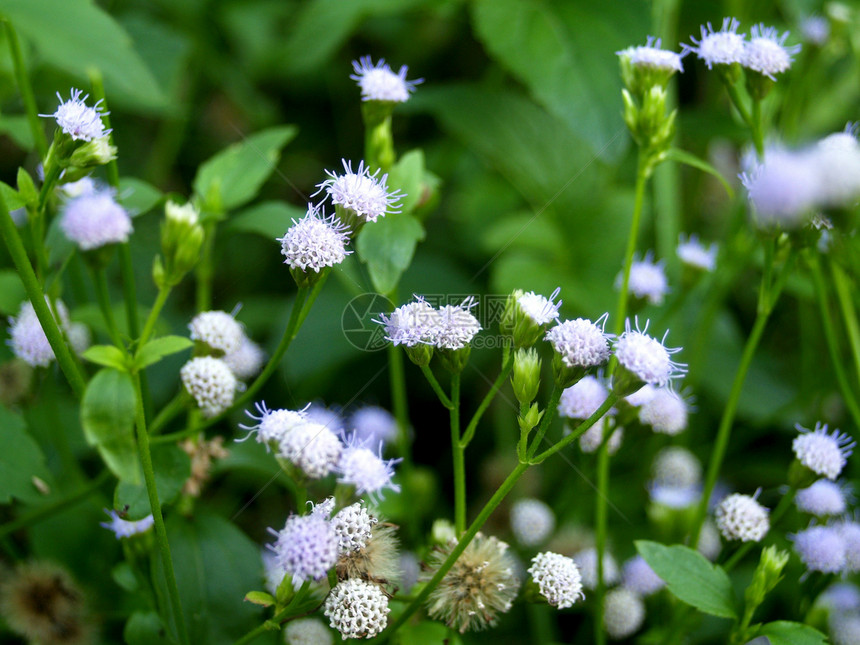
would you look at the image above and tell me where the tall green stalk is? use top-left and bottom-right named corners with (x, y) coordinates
top-left (830, 260), bottom-right (860, 388)
top-left (450, 372), bottom-right (465, 534)
top-left (3, 20), bottom-right (48, 159)
top-left (613, 151), bottom-right (649, 337)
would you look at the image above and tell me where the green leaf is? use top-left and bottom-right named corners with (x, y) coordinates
top-left (224, 200), bottom-right (306, 239)
top-left (0, 180), bottom-right (26, 211)
top-left (114, 443), bottom-right (190, 520)
top-left (134, 335), bottom-right (193, 370)
top-left (356, 213), bottom-right (425, 295)
top-left (0, 269), bottom-right (26, 315)
top-left (0, 115), bottom-right (34, 150)
top-left (124, 611), bottom-right (168, 645)
top-left (636, 540), bottom-right (738, 619)
top-left (243, 591), bottom-right (275, 607)
top-left (81, 368), bottom-right (140, 484)
top-left (0, 405), bottom-right (52, 504)
top-left (193, 126), bottom-right (297, 213)
top-left (118, 177), bottom-right (163, 217)
top-left (387, 149), bottom-right (426, 215)
top-left (393, 619), bottom-right (450, 645)
top-left (0, 0), bottom-right (165, 110)
top-left (666, 148), bottom-right (734, 198)
top-left (82, 344), bottom-right (129, 370)
top-left (757, 621), bottom-right (828, 645)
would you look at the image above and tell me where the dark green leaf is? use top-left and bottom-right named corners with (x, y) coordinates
top-left (193, 126), bottom-right (297, 213)
top-left (636, 540), bottom-right (737, 619)
top-left (0, 405), bottom-right (52, 504)
top-left (356, 213), bottom-right (425, 295)
top-left (124, 611), bottom-right (169, 645)
top-left (0, 269), bottom-right (26, 315)
top-left (666, 148), bottom-right (734, 198)
top-left (135, 335), bottom-right (192, 370)
top-left (757, 621), bottom-right (828, 645)
top-left (119, 177), bottom-right (163, 217)
top-left (0, 0), bottom-right (165, 110)
top-left (114, 443), bottom-right (190, 520)
top-left (224, 200), bottom-right (306, 240)
top-left (82, 345), bottom-right (129, 370)
top-left (81, 368), bottom-right (140, 485)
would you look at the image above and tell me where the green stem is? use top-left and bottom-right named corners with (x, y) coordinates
top-left (531, 393), bottom-right (619, 464)
top-left (92, 266), bottom-right (124, 349)
top-left (460, 353), bottom-right (515, 447)
top-left (151, 286), bottom-right (313, 444)
top-left (613, 151), bottom-right (649, 336)
top-left (0, 193), bottom-right (86, 399)
top-left (385, 461), bottom-right (531, 638)
top-left (721, 74), bottom-right (753, 127)
top-left (0, 470), bottom-right (110, 539)
top-left (139, 286), bottom-right (172, 348)
top-left (88, 71), bottom-right (120, 189)
top-left (831, 260), bottom-right (860, 388)
top-left (195, 223), bottom-right (216, 312)
top-left (450, 372), bottom-right (465, 535)
top-left (419, 363), bottom-right (453, 409)
top-left (809, 254), bottom-right (860, 430)
top-left (595, 440), bottom-right (610, 645)
top-left (750, 98), bottom-right (765, 160)
top-left (232, 581), bottom-right (312, 645)
top-left (149, 394), bottom-right (188, 435)
top-left (526, 386), bottom-right (562, 459)
top-left (4, 20), bottom-right (48, 159)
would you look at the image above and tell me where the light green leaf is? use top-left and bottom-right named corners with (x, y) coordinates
top-left (0, 269), bottom-right (26, 315)
top-left (0, 0), bottom-right (165, 110)
top-left (243, 591), bottom-right (275, 607)
top-left (356, 213), bottom-right (425, 296)
top-left (636, 540), bottom-right (738, 619)
top-left (0, 115), bottom-right (34, 150)
top-left (393, 619), bottom-right (450, 645)
top-left (193, 126), bottom-right (297, 213)
top-left (118, 177), bottom-right (163, 217)
top-left (0, 405), bottom-right (52, 504)
top-left (224, 200), bottom-right (306, 239)
top-left (80, 368), bottom-right (140, 484)
top-left (0, 180), bottom-right (26, 211)
top-left (666, 148), bottom-right (734, 198)
top-left (82, 344), bottom-right (129, 370)
top-left (114, 443), bottom-right (190, 520)
top-left (388, 149), bottom-right (426, 215)
top-left (135, 335), bottom-right (193, 370)
top-left (757, 621), bottom-right (828, 645)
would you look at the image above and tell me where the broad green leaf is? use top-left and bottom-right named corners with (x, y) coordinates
top-left (0, 0), bottom-right (165, 110)
top-left (114, 443), bottom-right (190, 520)
top-left (244, 591), bottom-right (275, 607)
top-left (0, 115), bottom-right (34, 150)
top-left (393, 619), bottom-right (450, 645)
top-left (81, 368), bottom-right (140, 484)
top-left (471, 0), bottom-right (645, 159)
top-left (636, 540), bottom-right (738, 619)
top-left (224, 200), bottom-right (306, 239)
top-left (124, 611), bottom-right (167, 645)
top-left (0, 269), bottom-right (26, 315)
top-left (356, 213), bottom-right (425, 296)
top-left (193, 126), bottom-right (297, 213)
top-left (0, 180), bottom-right (26, 211)
top-left (387, 149), bottom-right (426, 215)
top-left (0, 405), bottom-right (52, 504)
top-left (118, 177), bottom-right (163, 217)
top-left (82, 344), bottom-right (128, 370)
top-left (135, 335), bottom-right (193, 370)
top-left (156, 512), bottom-right (263, 644)
top-left (757, 621), bottom-right (828, 645)
top-left (666, 148), bottom-right (734, 198)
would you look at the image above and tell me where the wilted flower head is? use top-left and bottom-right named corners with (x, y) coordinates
top-left (239, 402), bottom-right (307, 448)
top-left (741, 149), bottom-right (818, 228)
top-left (285, 617), bottom-right (333, 645)
top-left (189, 310), bottom-right (244, 355)
top-left (742, 24), bottom-right (801, 79)
top-left (100, 510), bottom-right (154, 539)
top-left (61, 190), bottom-right (132, 250)
top-left (348, 406), bottom-right (399, 446)
top-left (619, 252), bottom-right (669, 306)
top-left (792, 525), bottom-right (846, 573)
top-left (376, 297), bottom-right (440, 347)
top-left (518, 288), bottom-right (562, 326)
top-left (685, 18), bottom-right (745, 68)
top-left (604, 587), bottom-right (646, 640)
top-left (180, 356), bottom-right (237, 418)
top-left (793, 422), bottom-right (854, 480)
top-left (425, 533), bottom-right (519, 633)
top-left (278, 204), bottom-right (351, 273)
top-left (677, 234), bottom-right (717, 272)
top-left (269, 512), bottom-right (339, 587)
top-left (795, 480), bottom-right (849, 517)
top-left (510, 498), bottom-right (555, 547)
top-left (622, 555), bottom-right (665, 596)
top-left (350, 56), bottom-right (421, 103)
top-left (316, 159), bottom-right (403, 224)
top-left (638, 387), bottom-right (689, 435)
top-left (324, 578), bottom-right (390, 638)
top-left (7, 299), bottom-right (69, 368)
top-left (559, 375), bottom-right (611, 420)
top-left (613, 318), bottom-right (685, 390)
top-left (337, 435), bottom-right (401, 501)
top-left (40, 88), bottom-right (107, 141)
top-left (573, 547), bottom-right (619, 590)
top-left (528, 552), bottom-right (584, 609)
top-left (545, 315), bottom-right (613, 369)
top-left (335, 522), bottom-right (401, 590)
top-left (715, 492), bottom-right (770, 542)
top-left (278, 421), bottom-right (343, 480)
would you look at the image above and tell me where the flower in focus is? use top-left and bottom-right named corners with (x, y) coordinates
top-left (278, 421), bottom-right (343, 480)
top-left (189, 310), bottom-right (244, 356)
top-left (180, 356), bottom-right (237, 418)
top-left (316, 159), bottom-right (403, 225)
top-left (324, 578), bottom-right (390, 639)
top-left (433, 297), bottom-right (482, 350)
top-left (617, 36), bottom-right (684, 73)
top-left (528, 552), bottom-right (584, 609)
top-left (269, 512), bottom-right (338, 587)
top-left (545, 315), bottom-right (613, 373)
top-left (278, 204), bottom-right (351, 274)
top-left (742, 24), bottom-right (801, 80)
top-left (793, 422), bottom-right (854, 480)
top-left (350, 56), bottom-right (421, 103)
top-left (613, 318), bottom-right (685, 393)
top-left (685, 17), bottom-right (745, 68)
top-left (337, 435), bottom-right (401, 501)
top-left (40, 88), bottom-right (108, 142)
top-left (239, 402), bottom-right (307, 449)
top-left (715, 492), bottom-right (770, 542)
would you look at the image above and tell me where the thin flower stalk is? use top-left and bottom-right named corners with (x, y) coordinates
top-left (4, 22), bottom-right (48, 159)
top-left (419, 364), bottom-right (454, 409)
top-left (831, 260), bottom-right (860, 388)
top-left (450, 372), bottom-right (465, 534)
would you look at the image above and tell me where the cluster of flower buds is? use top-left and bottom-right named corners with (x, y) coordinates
top-left (154, 200), bottom-right (205, 288)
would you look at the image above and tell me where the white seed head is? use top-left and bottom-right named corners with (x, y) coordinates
top-left (285, 617), bottom-right (333, 645)
top-left (622, 555), bottom-right (665, 596)
top-left (433, 298), bottom-right (482, 350)
top-left (614, 318), bottom-right (685, 387)
top-left (278, 421), bottom-right (343, 480)
top-left (376, 297), bottom-right (440, 347)
top-left (559, 375), bottom-right (610, 420)
top-left (685, 18), bottom-right (745, 68)
top-left (350, 56), bottom-right (421, 103)
top-left (61, 191), bottom-right (132, 250)
top-left (545, 316), bottom-right (612, 369)
top-left (189, 310), bottom-right (244, 355)
top-left (638, 387), bottom-right (689, 435)
top-left (180, 356), bottom-right (237, 418)
top-left (793, 422), bottom-right (854, 480)
top-left (742, 24), bottom-right (801, 79)
top-left (715, 493), bottom-right (770, 542)
top-left (792, 525), bottom-right (846, 573)
top-left (41, 88), bottom-right (108, 141)
top-left (620, 253), bottom-right (669, 306)
top-left (604, 587), bottom-right (646, 640)
top-left (331, 502), bottom-right (377, 554)
top-left (528, 552), bottom-right (584, 609)
top-left (517, 288), bottom-right (562, 326)
top-left (652, 447), bottom-right (702, 489)
top-left (324, 578), bottom-right (390, 639)
top-left (337, 436), bottom-right (401, 501)
top-left (677, 234), bottom-right (717, 272)
top-left (573, 547), bottom-right (619, 590)
top-left (270, 513), bottom-right (339, 587)
top-left (278, 204), bottom-right (351, 273)
top-left (510, 498), bottom-right (556, 547)
top-left (795, 480), bottom-right (848, 517)
top-left (316, 159), bottom-right (403, 223)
